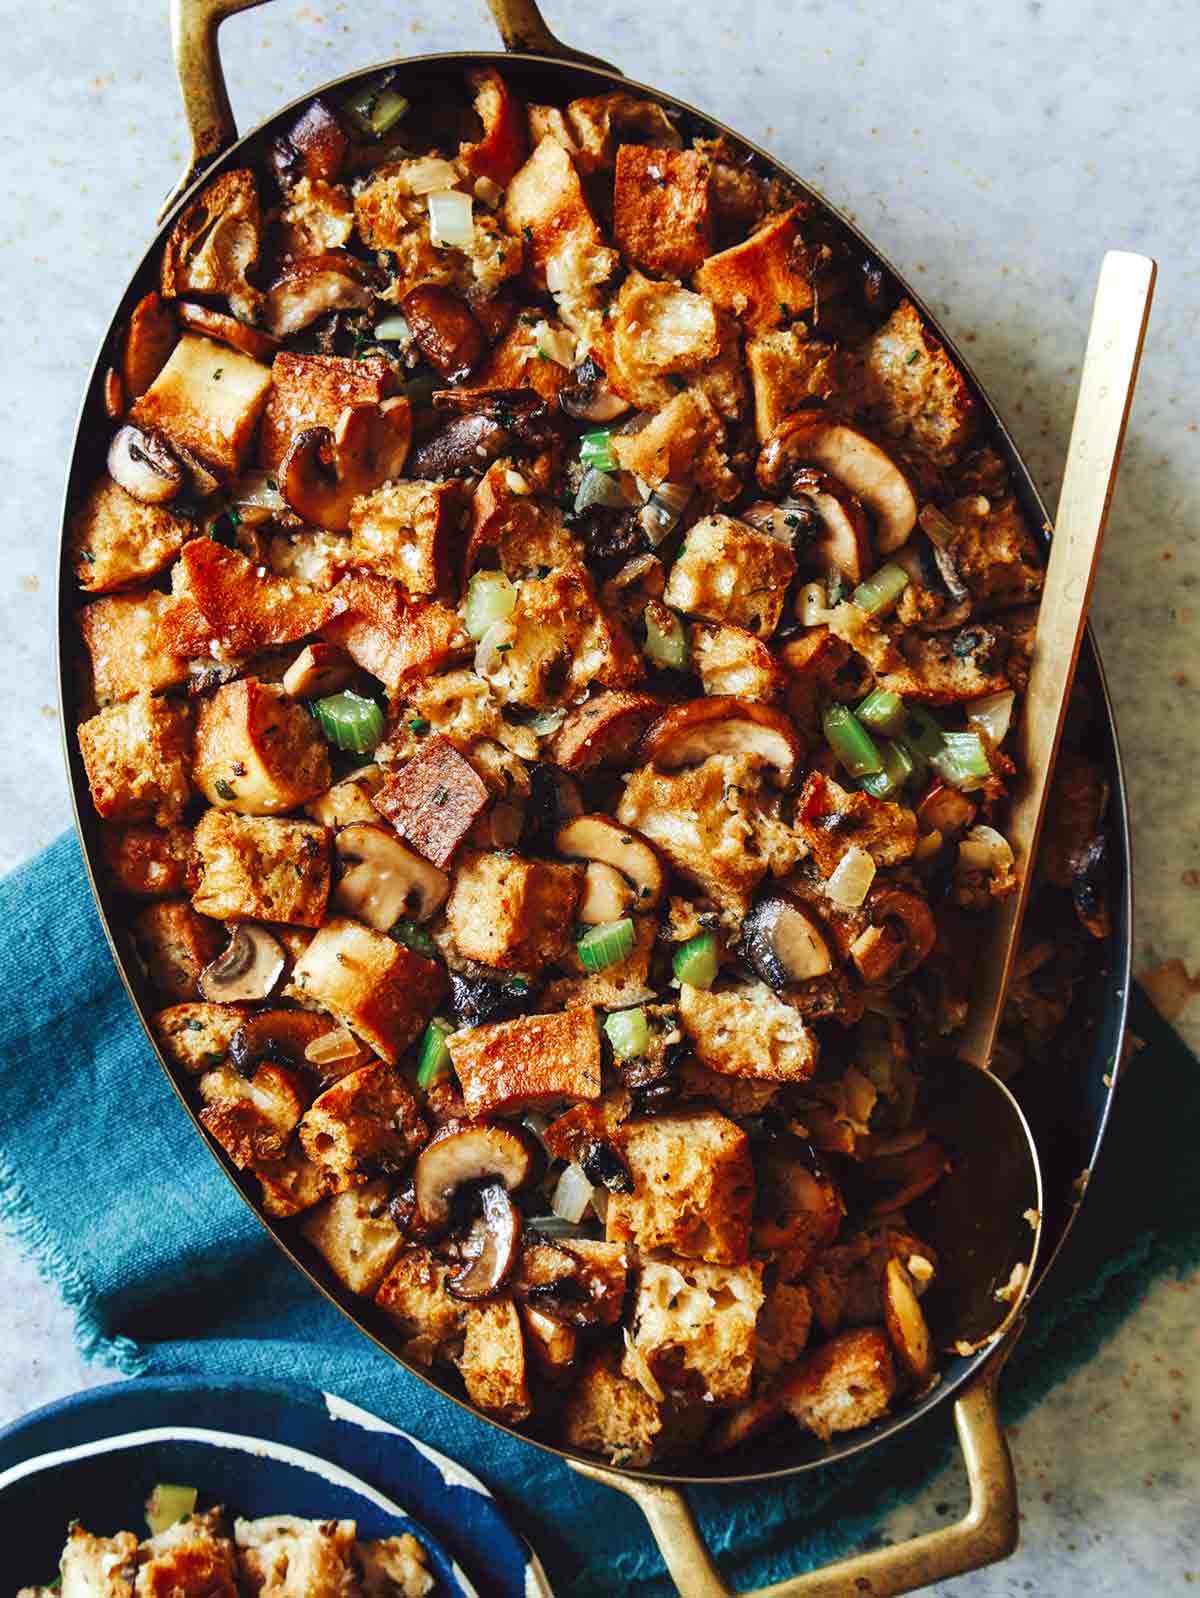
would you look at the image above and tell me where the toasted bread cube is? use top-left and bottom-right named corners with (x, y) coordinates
top-left (375, 1245), bottom-right (468, 1365)
top-left (159, 538), bottom-right (339, 659)
top-left (448, 1006), bottom-right (601, 1117)
top-left (198, 1059), bottom-right (309, 1168)
top-left (131, 898), bottom-right (223, 999)
top-left (860, 299), bottom-right (977, 467)
top-left (278, 174), bottom-right (355, 257)
top-left (99, 822), bottom-right (197, 898)
top-left (78, 588), bottom-right (189, 706)
top-left (371, 736), bottom-right (491, 868)
top-left (471, 318), bottom-right (574, 405)
top-left (193, 677), bottom-right (330, 815)
top-left (68, 476), bottom-right (191, 594)
top-left (944, 492), bottom-right (1043, 609)
top-left (192, 810), bottom-right (331, 926)
top-left (678, 1058), bottom-right (781, 1118)
top-left (306, 764), bottom-right (385, 828)
top-left (693, 206), bottom-right (829, 333)
top-left (358, 1536), bottom-right (435, 1598)
top-left (257, 1145), bottom-right (334, 1218)
top-left (322, 574), bottom-right (469, 696)
top-left (300, 1176), bottom-right (406, 1294)
top-left (514, 1236), bottom-right (630, 1328)
top-left (613, 145), bottom-right (713, 278)
top-left (443, 848), bottom-right (581, 971)
top-left (465, 460), bottom-right (583, 578)
top-left (541, 915), bottom-right (657, 1011)
top-left (57, 1524), bottom-right (139, 1593)
top-left (610, 271), bottom-right (720, 382)
top-left (611, 390), bottom-right (736, 499)
top-left (152, 1001), bottom-right (248, 1074)
top-left (663, 513), bottom-right (796, 637)
top-left (779, 1326), bottom-right (896, 1441)
top-left (678, 980), bottom-right (819, 1083)
top-left (77, 692), bottom-right (192, 826)
top-left (348, 478), bottom-right (463, 597)
top-left (747, 326), bottom-right (844, 441)
top-left (234, 1515), bottom-right (356, 1598)
top-left (607, 1108), bottom-right (754, 1264)
top-left (459, 1298), bottom-right (533, 1423)
top-left (160, 166), bottom-right (262, 321)
top-left (756, 1281), bottom-right (814, 1379)
top-left (549, 690), bottom-right (662, 773)
top-left (794, 771), bottom-right (917, 875)
top-left (690, 621), bottom-right (785, 702)
top-left (287, 917), bottom-right (447, 1061)
top-left (504, 135), bottom-right (618, 298)
top-left (258, 351), bottom-right (393, 472)
top-left (137, 1508), bottom-right (240, 1595)
top-left (628, 1257), bottom-right (763, 1405)
top-left (130, 334), bottom-right (271, 479)
top-left (298, 1060), bottom-right (427, 1190)
top-left (565, 92), bottom-right (682, 173)
top-left (562, 1348), bottom-right (665, 1467)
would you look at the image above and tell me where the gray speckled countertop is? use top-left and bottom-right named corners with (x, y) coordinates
top-left (0, 0), bottom-right (1196, 1590)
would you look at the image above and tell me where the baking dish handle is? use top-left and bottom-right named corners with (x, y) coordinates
top-left (482, 0), bottom-right (621, 71)
top-left (568, 1340), bottom-right (1020, 1598)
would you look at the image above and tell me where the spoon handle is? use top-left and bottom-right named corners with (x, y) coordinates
top-left (959, 250), bottom-right (1156, 1069)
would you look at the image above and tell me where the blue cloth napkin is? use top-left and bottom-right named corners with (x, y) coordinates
top-left (2, 832), bottom-right (1198, 1596)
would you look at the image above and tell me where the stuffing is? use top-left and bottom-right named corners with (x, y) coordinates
top-left (694, 207), bottom-right (832, 333)
top-left (677, 980), bottom-right (819, 1082)
top-left (611, 389), bottom-right (737, 499)
top-left (460, 66), bottom-right (528, 186)
top-left (505, 135), bottom-right (618, 301)
top-left (258, 351), bottom-right (394, 472)
top-left (233, 1514), bottom-right (356, 1598)
top-left (612, 145), bottom-right (713, 278)
top-left (753, 1150), bottom-right (845, 1281)
top-left (152, 1001), bottom-right (247, 1074)
top-left (159, 538), bottom-right (338, 658)
top-left (677, 1056), bottom-right (781, 1117)
top-left (606, 1108), bottom-right (755, 1264)
top-left (827, 601), bottom-right (1014, 704)
top-left (564, 92), bottom-right (682, 173)
top-left (747, 325), bottom-right (845, 441)
top-left (130, 898), bottom-right (223, 999)
top-left (358, 1535), bottom-right (435, 1598)
top-left (136, 1507), bottom-right (239, 1597)
top-left (549, 689), bottom-right (663, 773)
top-left (348, 477), bottom-right (463, 597)
top-left (372, 734), bottom-right (491, 867)
top-left (627, 1256), bottom-right (763, 1404)
top-left (442, 848), bottom-right (581, 971)
top-left (100, 822), bottom-right (197, 898)
top-left (130, 334), bottom-right (271, 480)
top-left (662, 513), bottom-right (797, 638)
top-left (458, 1297), bottom-right (533, 1422)
top-left (514, 1235), bottom-right (630, 1326)
top-left (466, 460), bottom-right (583, 578)
top-left (322, 573), bottom-right (469, 696)
top-left (541, 914), bottom-right (657, 1010)
top-left (256, 1145), bottom-right (334, 1219)
top-left (402, 670), bottom-right (538, 784)
top-left (561, 1348), bottom-right (666, 1467)
top-left (471, 317), bottom-right (575, 404)
top-left (306, 764), bottom-right (385, 828)
top-left (192, 810), bottom-right (331, 926)
top-left (755, 1280), bottom-right (814, 1378)
top-left (689, 621), bottom-right (786, 701)
top-left (198, 1059), bottom-right (308, 1169)
top-left (793, 770), bottom-right (918, 876)
top-left (159, 167), bottom-right (262, 322)
top-left (609, 271), bottom-right (720, 383)
top-left (193, 676), bottom-right (330, 815)
top-left (778, 1326), bottom-right (896, 1441)
top-left (68, 476), bottom-right (192, 594)
top-left (778, 625), bottom-right (855, 733)
top-left (520, 1302), bottom-right (578, 1377)
top-left (448, 1005), bottom-right (601, 1117)
top-left (944, 492), bottom-right (1044, 609)
top-left (263, 528), bottom-right (349, 590)
top-left (287, 917), bottom-right (447, 1061)
top-left (374, 1244), bottom-right (469, 1365)
top-left (298, 1060), bottom-right (428, 1189)
top-left (77, 692), bottom-right (193, 826)
top-left (859, 299), bottom-right (977, 467)
top-left (278, 176), bottom-right (354, 257)
top-left (300, 1177), bottom-right (405, 1294)
top-left (56, 1525), bottom-right (139, 1594)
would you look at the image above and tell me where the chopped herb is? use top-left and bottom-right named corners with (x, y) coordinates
top-left (510, 977), bottom-right (529, 993)
top-left (906, 349), bottom-right (921, 365)
top-left (952, 629), bottom-right (982, 657)
top-left (495, 641), bottom-right (513, 653)
top-left (79, 548), bottom-right (95, 563)
top-left (212, 368), bottom-right (223, 380)
top-left (432, 784), bottom-right (450, 806)
top-left (669, 373), bottom-right (686, 390)
top-left (231, 761), bottom-right (247, 776)
top-left (535, 564), bottom-right (551, 578)
top-left (523, 224), bottom-right (534, 241)
top-left (778, 301), bottom-right (791, 318)
top-left (536, 347), bottom-right (551, 362)
top-left (182, 1018), bottom-right (205, 1032)
top-left (214, 778), bottom-right (235, 801)
top-left (408, 716), bottom-right (430, 734)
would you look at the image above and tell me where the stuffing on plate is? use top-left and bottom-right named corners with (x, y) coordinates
top-left (69, 65), bottom-right (1112, 1465)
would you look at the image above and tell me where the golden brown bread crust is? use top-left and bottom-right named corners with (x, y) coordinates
top-left (613, 145), bottom-right (714, 279)
top-left (288, 918), bottom-right (447, 1062)
top-left (258, 351), bottom-right (394, 472)
top-left (448, 1005), bottom-right (602, 1117)
top-left (371, 734), bottom-right (491, 868)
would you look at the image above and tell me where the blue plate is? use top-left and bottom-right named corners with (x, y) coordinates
top-left (0, 1378), bottom-right (551, 1596)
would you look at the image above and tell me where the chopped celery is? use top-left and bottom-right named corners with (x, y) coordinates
top-left (673, 931), bottom-right (720, 990)
top-left (580, 429), bottom-right (616, 472)
top-left (822, 704), bottom-right (884, 778)
top-left (344, 76), bottom-right (410, 137)
top-left (416, 1017), bottom-right (455, 1089)
top-left (389, 919), bottom-right (438, 960)
top-left (856, 687), bottom-right (907, 737)
top-left (859, 740), bottom-right (916, 799)
top-left (577, 918), bottom-right (636, 972)
top-left (574, 465), bottom-right (632, 515)
top-left (852, 561), bottom-right (910, 616)
top-left (604, 1006), bottom-right (649, 1059)
top-left (145, 1484), bottom-right (197, 1536)
top-left (899, 706), bottom-right (946, 760)
top-left (644, 603), bottom-right (690, 670)
top-left (312, 691), bottom-right (384, 754)
top-left (465, 570), bottom-right (517, 640)
top-left (931, 730), bottom-right (992, 789)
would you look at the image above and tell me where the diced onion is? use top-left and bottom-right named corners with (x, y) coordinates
top-left (967, 690), bottom-right (1016, 746)
top-left (406, 157), bottom-right (459, 194)
top-left (574, 467), bottom-right (636, 516)
top-left (590, 1185), bottom-right (610, 1224)
top-left (474, 175), bottom-right (504, 208)
top-left (529, 707), bottom-right (567, 736)
top-left (373, 313), bottom-right (411, 342)
top-left (231, 470), bottom-right (287, 511)
top-left (474, 618), bottom-right (517, 677)
top-left (623, 1327), bottom-right (666, 1403)
top-left (826, 845), bottom-right (877, 908)
top-left (797, 580), bottom-right (834, 627)
top-left (533, 319), bottom-right (576, 368)
top-left (304, 1024), bottom-right (360, 1066)
top-left (427, 189), bottom-right (474, 247)
top-left (918, 503), bottom-right (958, 549)
top-left (958, 824), bottom-right (1014, 874)
top-left (552, 1162), bottom-right (594, 1224)
top-left (465, 570), bottom-right (517, 640)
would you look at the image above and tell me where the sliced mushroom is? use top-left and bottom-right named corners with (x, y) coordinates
top-left (333, 823), bottom-right (450, 931)
top-left (279, 397), bottom-right (412, 531)
top-left (915, 781), bottom-right (978, 837)
top-left (447, 1180), bottom-right (523, 1299)
top-left (555, 814), bottom-right (666, 912)
top-left (121, 289), bottom-right (178, 402)
top-left (640, 696), bottom-right (804, 786)
top-left (413, 1120), bottom-right (535, 1227)
top-left (282, 642), bottom-right (356, 699)
top-left (264, 251), bottom-right (377, 340)
top-left (177, 300), bottom-right (281, 363)
top-left (401, 284), bottom-right (486, 381)
top-left (863, 1139), bottom-right (949, 1217)
top-left (409, 412), bottom-right (510, 479)
top-left (173, 442), bottom-right (223, 500)
top-left (198, 922), bottom-right (286, 1002)
top-left (276, 97), bottom-right (350, 186)
top-left (758, 414), bottom-right (917, 553)
top-left (107, 424), bottom-right (186, 504)
top-left (559, 355), bottom-right (630, 423)
top-left (549, 691), bottom-right (662, 775)
top-left (866, 889), bottom-right (936, 982)
top-left (740, 894), bottom-right (833, 989)
top-left (102, 365), bottom-right (126, 421)
top-left (578, 1137), bottom-right (634, 1193)
top-left (882, 1256), bottom-right (935, 1385)
top-left (578, 861), bottom-right (637, 924)
top-left (229, 1008), bottom-right (359, 1077)
top-left (745, 472), bottom-right (872, 583)
top-left (848, 923), bottom-right (904, 987)
top-left (520, 763), bottom-right (584, 853)
top-left (449, 969), bottom-right (538, 1028)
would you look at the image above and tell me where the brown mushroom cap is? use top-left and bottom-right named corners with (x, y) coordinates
top-left (758, 414), bottom-right (917, 554)
top-left (866, 888), bottom-right (936, 982)
top-left (106, 424), bottom-right (186, 504)
top-left (555, 814), bottom-right (665, 911)
top-left (229, 1008), bottom-right (364, 1077)
top-left (640, 696), bottom-right (804, 786)
top-left (332, 823), bottom-right (450, 930)
top-left (401, 284), bottom-right (486, 381)
top-left (740, 893), bottom-right (834, 989)
top-left (413, 1121), bottom-right (536, 1228)
top-left (263, 251), bottom-right (377, 339)
top-left (177, 300), bottom-right (281, 363)
top-left (198, 923), bottom-right (286, 1003)
top-left (447, 1180), bottom-right (523, 1299)
top-left (279, 397), bottom-right (412, 531)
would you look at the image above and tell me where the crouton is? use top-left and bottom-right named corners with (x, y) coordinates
top-left (299, 1060), bottom-right (427, 1189)
top-left (504, 136), bottom-right (618, 298)
top-left (99, 822), bottom-right (197, 898)
top-left (259, 351), bottom-right (393, 472)
top-left (677, 1056), bottom-right (781, 1116)
top-left (609, 271), bottom-right (720, 383)
top-left (690, 621), bottom-right (785, 701)
top-left (263, 528), bottom-right (349, 591)
top-left (77, 692), bottom-right (193, 826)
top-left (56, 1524), bottom-right (139, 1593)
top-left (756, 1281), bottom-right (813, 1379)
top-left (152, 1000), bottom-right (247, 1074)
top-left (234, 1514), bottom-right (356, 1598)
top-left (348, 478), bottom-right (463, 597)
top-left (448, 1005), bottom-right (601, 1117)
top-left (565, 92), bottom-right (681, 173)
top-left (130, 334), bottom-right (270, 480)
top-left (130, 898), bottom-right (222, 998)
top-left (549, 690), bottom-right (662, 773)
top-left (322, 573), bottom-right (469, 695)
top-left (160, 167), bottom-right (261, 322)
top-left (944, 492), bottom-right (1043, 609)
top-left (198, 1059), bottom-right (309, 1168)
top-left (459, 1297), bottom-right (533, 1423)
top-left (794, 770), bottom-right (918, 876)
top-left (358, 1535), bottom-right (435, 1598)
top-left (442, 848), bottom-right (581, 971)
top-left (192, 810), bottom-right (331, 926)
top-left (693, 206), bottom-right (833, 333)
top-left (541, 915), bottom-right (657, 1010)
top-left (746, 326), bottom-right (844, 441)
top-left (613, 145), bottom-right (713, 278)
top-left (778, 625), bottom-right (854, 732)
top-left (159, 538), bottom-right (339, 658)
top-left (678, 980), bottom-right (819, 1083)
top-left (68, 475), bottom-right (191, 594)
top-left (306, 764), bottom-right (385, 828)
top-left (372, 736), bottom-right (491, 867)
top-left (561, 1348), bottom-right (664, 1466)
top-left (515, 1235), bottom-right (630, 1327)
top-left (471, 319), bottom-right (574, 405)
top-left (374, 1245), bottom-right (468, 1364)
top-left (278, 175), bottom-right (355, 257)
top-left (193, 677), bottom-right (330, 815)
top-left (465, 461), bottom-right (583, 578)
top-left (287, 918), bottom-right (445, 1061)
top-left (826, 599), bottom-right (1012, 706)
top-left (300, 1176), bottom-right (406, 1294)
top-left (257, 1145), bottom-right (334, 1218)
top-left (663, 513), bottom-right (796, 637)
top-left (628, 1257), bottom-right (763, 1404)
top-left (859, 299), bottom-right (977, 467)
top-left (459, 66), bottom-right (527, 186)
top-left (611, 389), bottom-right (737, 499)
top-left (778, 1326), bottom-right (896, 1441)
top-left (606, 1108), bottom-right (754, 1264)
